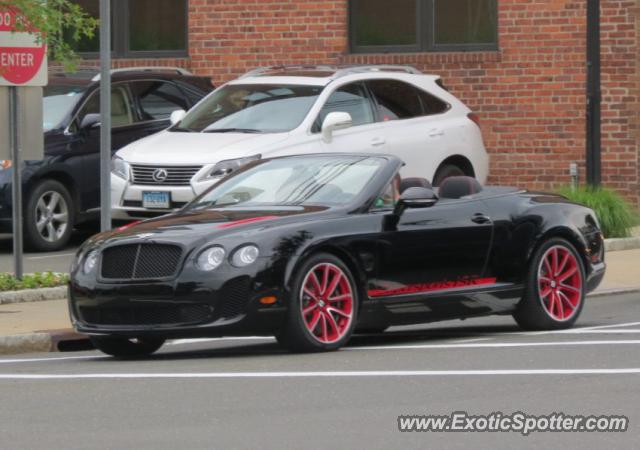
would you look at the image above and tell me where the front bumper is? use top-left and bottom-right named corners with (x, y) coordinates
top-left (69, 259), bottom-right (288, 338)
top-left (110, 172), bottom-right (218, 220)
top-left (586, 261), bottom-right (606, 293)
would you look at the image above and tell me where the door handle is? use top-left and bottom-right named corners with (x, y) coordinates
top-left (370, 137), bottom-right (386, 147)
top-left (471, 213), bottom-right (491, 224)
top-left (428, 128), bottom-right (444, 137)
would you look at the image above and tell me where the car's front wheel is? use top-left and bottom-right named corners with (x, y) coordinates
top-left (277, 253), bottom-right (358, 352)
top-left (90, 336), bottom-right (166, 358)
top-left (24, 179), bottom-right (75, 251)
top-left (513, 238), bottom-right (586, 330)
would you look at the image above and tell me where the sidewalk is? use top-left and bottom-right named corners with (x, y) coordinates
top-left (0, 248), bottom-right (638, 354)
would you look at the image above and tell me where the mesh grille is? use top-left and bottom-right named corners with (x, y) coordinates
top-left (79, 304), bottom-right (212, 326)
top-left (131, 165), bottom-right (202, 186)
top-left (100, 244), bottom-right (183, 280)
top-left (218, 277), bottom-right (251, 319)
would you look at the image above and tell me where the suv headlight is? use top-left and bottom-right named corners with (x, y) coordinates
top-left (111, 156), bottom-right (131, 180)
top-left (205, 154), bottom-right (261, 180)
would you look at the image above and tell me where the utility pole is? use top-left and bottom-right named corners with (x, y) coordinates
top-left (99, 0), bottom-right (111, 231)
top-left (586, 0), bottom-right (601, 186)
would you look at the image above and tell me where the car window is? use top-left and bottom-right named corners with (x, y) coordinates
top-left (77, 85), bottom-right (134, 128)
top-left (130, 80), bottom-right (189, 121)
top-left (189, 156), bottom-right (384, 208)
top-left (367, 79), bottom-right (448, 121)
top-left (42, 84), bottom-right (86, 131)
top-left (313, 82), bottom-right (375, 132)
top-left (178, 84), bottom-right (322, 133)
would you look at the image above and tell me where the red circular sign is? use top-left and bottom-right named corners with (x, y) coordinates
top-left (0, 10), bottom-right (46, 85)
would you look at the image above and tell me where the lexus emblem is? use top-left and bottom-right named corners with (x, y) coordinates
top-left (152, 168), bottom-right (168, 182)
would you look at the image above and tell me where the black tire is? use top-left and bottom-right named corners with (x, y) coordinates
top-left (90, 336), bottom-right (165, 358)
top-left (277, 253), bottom-right (359, 352)
top-left (513, 238), bottom-right (586, 330)
top-left (433, 164), bottom-right (465, 186)
top-left (24, 179), bottom-right (75, 252)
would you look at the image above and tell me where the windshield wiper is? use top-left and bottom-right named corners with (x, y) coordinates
top-left (202, 128), bottom-right (263, 134)
top-left (170, 126), bottom-right (195, 133)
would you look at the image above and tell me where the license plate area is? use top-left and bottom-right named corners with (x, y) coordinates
top-left (142, 191), bottom-right (170, 209)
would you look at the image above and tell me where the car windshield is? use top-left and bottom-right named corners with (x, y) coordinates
top-left (43, 84), bottom-right (86, 131)
top-left (175, 84), bottom-right (323, 133)
top-left (188, 156), bottom-right (385, 209)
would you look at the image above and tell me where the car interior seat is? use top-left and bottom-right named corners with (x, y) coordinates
top-left (438, 176), bottom-right (482, 199)
top-left (111, 89), bottom-right (133, 127)
top-left (400, 177), bottom-right (433, 193)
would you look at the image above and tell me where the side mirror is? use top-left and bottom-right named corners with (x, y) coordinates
top-left (321, 112), bottom-right (352, 143)
top-left (393, 187), bottom-right (438, 215)
top-left (169, 109), bottom-right (187, 125)
top-left (79, 113), bottom-right (101, 130)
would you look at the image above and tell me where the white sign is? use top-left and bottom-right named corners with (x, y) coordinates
top-left (0, 9), bottom-right (47, 86)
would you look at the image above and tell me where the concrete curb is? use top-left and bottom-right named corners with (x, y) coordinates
top-left (604, 237), bottom-right (640, 252)
top-left (587, 287), bottom-right (640, 298)
top-left (0, 286), bottom-right (67, 305)
top-left (0, 329), bottom-right (91, 355)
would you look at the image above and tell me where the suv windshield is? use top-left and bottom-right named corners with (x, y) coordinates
top-left (43, 84), bottom-right (87, 131)
top-left (176, 84), bottom-right (322, 133)
top-left (188, 156), bottom-right (384, 209)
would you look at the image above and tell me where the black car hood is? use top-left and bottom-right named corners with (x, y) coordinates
top-left (95, 205), bottom-right (333, 247)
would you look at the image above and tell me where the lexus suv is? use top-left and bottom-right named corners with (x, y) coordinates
top-left (0, 67), bottom-right (213, 251)
top-left (110, 65), bottom-right (488, 220)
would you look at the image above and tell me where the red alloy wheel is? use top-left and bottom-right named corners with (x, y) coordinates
top-left (299, 263), bottom-right (354, 344)
top-left (537, 245), bottom-right (583, 321)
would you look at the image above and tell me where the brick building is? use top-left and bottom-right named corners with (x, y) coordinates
top-left (69, 0), bottom-right (640, 204)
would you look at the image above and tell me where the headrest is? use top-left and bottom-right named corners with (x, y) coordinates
top-left (400, 177), bottom-right (432, 193)
top-left (439, 176), bottom-right (482, 199)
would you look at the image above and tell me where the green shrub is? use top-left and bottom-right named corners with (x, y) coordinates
top-left (558, 185), bottom-right (638, 238)
top-left (0, 272), bottom-right (69, 292)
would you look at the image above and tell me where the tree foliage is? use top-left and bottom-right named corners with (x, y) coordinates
top-left (0, 0), bottom-right (98, 71)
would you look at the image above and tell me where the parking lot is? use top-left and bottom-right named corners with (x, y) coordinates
top-left (0, 292), bottom-right (637, 449)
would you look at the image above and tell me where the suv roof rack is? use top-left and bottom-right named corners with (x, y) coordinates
top-left (91, 66), bottom-right (192, 81)
top-left (239, 64), bottom-right (423, 80)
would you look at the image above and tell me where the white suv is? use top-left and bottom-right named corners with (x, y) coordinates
top-left (110, 65), bottom-right (488, 219)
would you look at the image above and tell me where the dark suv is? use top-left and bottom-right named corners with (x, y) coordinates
top-left (0, 67), bottom-right (213, 251)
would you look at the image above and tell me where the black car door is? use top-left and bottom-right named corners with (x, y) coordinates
top-left (71, 83), bottom-right (147, 213)
top-left (372, 197), bottom-right (493, 321)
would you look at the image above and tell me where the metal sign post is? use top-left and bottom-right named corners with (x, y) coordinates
top-left (0, 9), bottom-right (47, 279)
top-left (8, 86), bottom-right (22, 278)
top-left (99, 0), bottom-right (111, 232)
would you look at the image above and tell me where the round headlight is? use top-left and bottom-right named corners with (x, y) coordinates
top-left (231, 245), bottom-right (259, 267)
top-left (83, 250), bottom-right (99, 274)
top-left (197, 246), bottom-right (226, 271)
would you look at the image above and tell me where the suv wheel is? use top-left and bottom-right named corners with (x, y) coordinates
top-left (25, 179), bottom-right (75, 252)
top-left (433, 164), bottom-right (465, 186)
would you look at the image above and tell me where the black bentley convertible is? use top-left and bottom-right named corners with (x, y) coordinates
top-left (69, 154), bottom-right (606, 356)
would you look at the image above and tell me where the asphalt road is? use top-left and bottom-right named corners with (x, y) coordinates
top-left (0, 293), bottom-right (638, 449)
top-left (0, 231), bottom-right (93, 273)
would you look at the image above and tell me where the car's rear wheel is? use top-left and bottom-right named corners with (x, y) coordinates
top-left (90, 336), bottom-right (165, 358)
top-left (513, 238), bottom-right (585, 330)
top-left (24, 179), bottom-right (75, 251)
top-left (433, 164), bottom-right (465, 186)
top-left (277, 253), bottom-right (358, 352)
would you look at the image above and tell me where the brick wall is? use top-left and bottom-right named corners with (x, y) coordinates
top-left (76, 0), bottom-right (640, 205)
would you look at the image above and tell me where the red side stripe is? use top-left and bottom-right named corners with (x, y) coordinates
top-left (368, 277), bottom-right (497, 298)
top-left (217, 216), bottom-right (277, 229)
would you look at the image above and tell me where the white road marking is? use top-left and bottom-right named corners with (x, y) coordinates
top-left (26, 252), bottom-right (76, 260)
top-left (168, 337), bottom-right (274, 346)
top-left (564, 329), bottom-right (640, 334)
top-left (449, 337), bottom-right (491, 344)
top-left (0, 368), bottom-right (640, 380)
top-left (0, 355), bottom-right (102, 364)
top-left (346, 340), bottom-right (640, 351)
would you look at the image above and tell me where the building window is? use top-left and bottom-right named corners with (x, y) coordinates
top-left (349, 0), bottom-right (497, 53)
top-left (67, 0), bottom-right (188, 57)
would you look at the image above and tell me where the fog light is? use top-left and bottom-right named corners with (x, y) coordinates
top-left (259, 296), bottom-right (277, 305)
